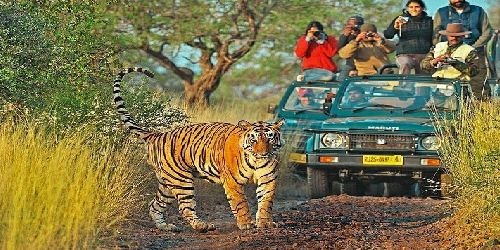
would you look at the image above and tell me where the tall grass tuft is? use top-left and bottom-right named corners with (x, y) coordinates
top-left (0, 122), bottom-right (143, 249)
top-left (435, 100), bottom-right (500, 248)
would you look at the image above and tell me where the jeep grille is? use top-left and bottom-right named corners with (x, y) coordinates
top-left (349, 134), bottom-right (416, 151)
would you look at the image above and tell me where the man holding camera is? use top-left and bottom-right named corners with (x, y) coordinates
top-left (337, 16), bottom-right (364, 80)
top-left (338, 23), bottom-right (396, 76)
top-left (421, 23), bottom-right (478, 82)
top-left (433, 0), bottom-right (493, 100)
top-left (294, 21), bottom-right (338, 82)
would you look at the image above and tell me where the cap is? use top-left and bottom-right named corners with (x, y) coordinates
top-left (360, 23), bottom-right (377, 33)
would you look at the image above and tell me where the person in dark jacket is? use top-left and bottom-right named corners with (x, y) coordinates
top-left (433, 0), bottom-right (493, 100)
top-left (384, 0), bottom-right (433, 74)
top-left (294, 21), bottom-right (338, 82)
top-left (337, 16), bottom-right (364, 80)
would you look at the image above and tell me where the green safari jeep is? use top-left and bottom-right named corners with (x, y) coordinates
top-left (289, 74), bottom-right (471, 198)
top-left (268, 80), bottom-right (341, 176)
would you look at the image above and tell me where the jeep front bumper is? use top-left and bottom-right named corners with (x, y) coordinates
top-left (290, 152), bottom-right (442, 171)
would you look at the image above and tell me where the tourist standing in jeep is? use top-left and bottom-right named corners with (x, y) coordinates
top-left (338, 23), bottom-right (396, 76)
top-left (433, 0), bottom-right (493, 100)
top-left (337, 16), bottom-right (364, 80)
top-left (294, 21), bottom-right (339, 82)
top-left (383, 0), bottom-right (433, 75)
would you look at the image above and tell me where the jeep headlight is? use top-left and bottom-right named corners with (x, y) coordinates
top-left (421, 136), bottom-right (440, 150)
top-left (321, 133), bottom-right (348, 149)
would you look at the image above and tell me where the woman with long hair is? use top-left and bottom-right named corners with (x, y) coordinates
top-left (384, 0), bottom-right (433, 74)
top-left (294, 21), bottom-right (338, 81)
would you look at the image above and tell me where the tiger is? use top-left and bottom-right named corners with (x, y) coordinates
top-left (113, 67), bottom-right (285, 232)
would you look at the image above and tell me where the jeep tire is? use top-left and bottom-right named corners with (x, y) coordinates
top-left (381, 182), bottom-right (403, 197)
top-left (307, 167), bottom-right (329, 199)
top-left (366, 182), bottom-right (403, 197)
top-left (409, 182), bottom-right (423, 197)
top-left (331, 181), bottom-right (359, 196)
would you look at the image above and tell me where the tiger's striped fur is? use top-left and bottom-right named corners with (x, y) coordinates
top-left (113, 67), bottom-right (285, 232)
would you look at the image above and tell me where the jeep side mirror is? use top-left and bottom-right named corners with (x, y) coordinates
top-left (267, 104), bottom-right (277, 114)
top-left (322, 102), bottom-right (331, 114)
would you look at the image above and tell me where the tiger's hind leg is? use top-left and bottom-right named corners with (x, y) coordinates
top-left (149, 182), bottom-right (180, 232)
top-left (167, 179), bottom-right (216, 232)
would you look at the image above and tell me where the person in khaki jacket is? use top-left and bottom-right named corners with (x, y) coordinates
top-left (420, 23), bottom-right (479, 83)
top-left (338, 23), bottom-right (396, 76)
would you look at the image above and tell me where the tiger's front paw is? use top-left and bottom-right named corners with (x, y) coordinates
top-left (256, 219), bottom-right (276, 228)
top-left (191, 220), bottom-right (216, 233)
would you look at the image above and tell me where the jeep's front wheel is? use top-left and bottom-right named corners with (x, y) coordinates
top-left (307, 167), bottom-right (329, 199)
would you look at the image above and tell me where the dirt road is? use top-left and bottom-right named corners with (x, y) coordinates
top-left (108, 192), bottom-right (449, 249)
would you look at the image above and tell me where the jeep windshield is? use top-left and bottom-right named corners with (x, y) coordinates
top-left (284, 86), bottom-right (338, 112)
top-left (337, 80), bottom-right (458, 113)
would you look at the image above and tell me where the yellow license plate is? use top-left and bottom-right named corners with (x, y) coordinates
top-left (362, 155), bottom-right (404, 166)
top-left (289, 153), bottom-right (307, 164)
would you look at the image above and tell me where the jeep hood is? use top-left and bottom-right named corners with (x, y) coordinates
top-left (282, 118), bottom-right (319, 131)
top-left (316, 116), bottom-right (436, 133)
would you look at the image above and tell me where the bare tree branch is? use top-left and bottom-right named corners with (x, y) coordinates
top-left (141, 43), bottom-right (194, 83)
top-left (182, 55), bottom-right (199, 65)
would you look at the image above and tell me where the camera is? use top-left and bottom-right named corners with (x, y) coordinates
top-left (352, 24), bottom-right (361, 32)
top-left (400, 16), bottom-right (409, 22)
top-left (313, 30), bottom-right (327, 40)
top-left (443, 57), bottom-right (460, 64)
top-left (365, 32), bottom-right (375, 38)
top-left (436, 57), bottom-right (461, 69)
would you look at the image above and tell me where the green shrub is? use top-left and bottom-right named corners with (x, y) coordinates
top-left (0, 2), bottom-right (188, 136)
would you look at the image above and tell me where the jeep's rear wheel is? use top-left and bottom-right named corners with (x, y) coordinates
top-left (331, 181), bottom-right (360, 196)
top-left (409, 182), bottom-right (423, 197)
top-left (381, 182), bottom-right (403, 197)
top-left (439, 173), bottom-right (454, 198)
top-left (366, 182), bottom-right (403, 197)
top-left (307, 167), bottom-right (329, 199)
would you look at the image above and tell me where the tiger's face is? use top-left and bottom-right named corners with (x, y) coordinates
top-left (238, 119), bottom-right (285, 159)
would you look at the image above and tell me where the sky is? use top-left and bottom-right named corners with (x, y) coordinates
top-left (423, 0), bottom-right (491, 16)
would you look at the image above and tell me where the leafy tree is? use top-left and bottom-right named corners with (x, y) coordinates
top-left (110, 0), bottom-right (278, 107)
top-left (110, 0), bottom-right (400, 107)
top-left (0, 2), bottom-right (187, 133)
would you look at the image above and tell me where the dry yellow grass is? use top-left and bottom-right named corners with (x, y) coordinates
top-left (170, 94), bottom-right (278, 124)
top-left (436, 100), bottom-right (500, 248)
top-left (0, 123), bottom-right (144, 249)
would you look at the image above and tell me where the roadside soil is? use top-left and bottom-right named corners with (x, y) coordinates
top-left (103, 178), bottom-right (451, 250)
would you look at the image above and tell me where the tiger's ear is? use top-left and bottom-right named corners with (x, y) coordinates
top-left (273, 119), bottom-right (285, 129)
top-left (237, 120), bottom-right (253, 130)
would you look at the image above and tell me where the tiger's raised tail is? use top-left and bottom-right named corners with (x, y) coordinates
top-left (113, 67), bottom-right (155, 138)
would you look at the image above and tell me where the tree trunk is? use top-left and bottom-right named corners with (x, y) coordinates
top-left (184, 82), bottom-right (210, 108)
top-left (183, 69), bottom-right (223, 108)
